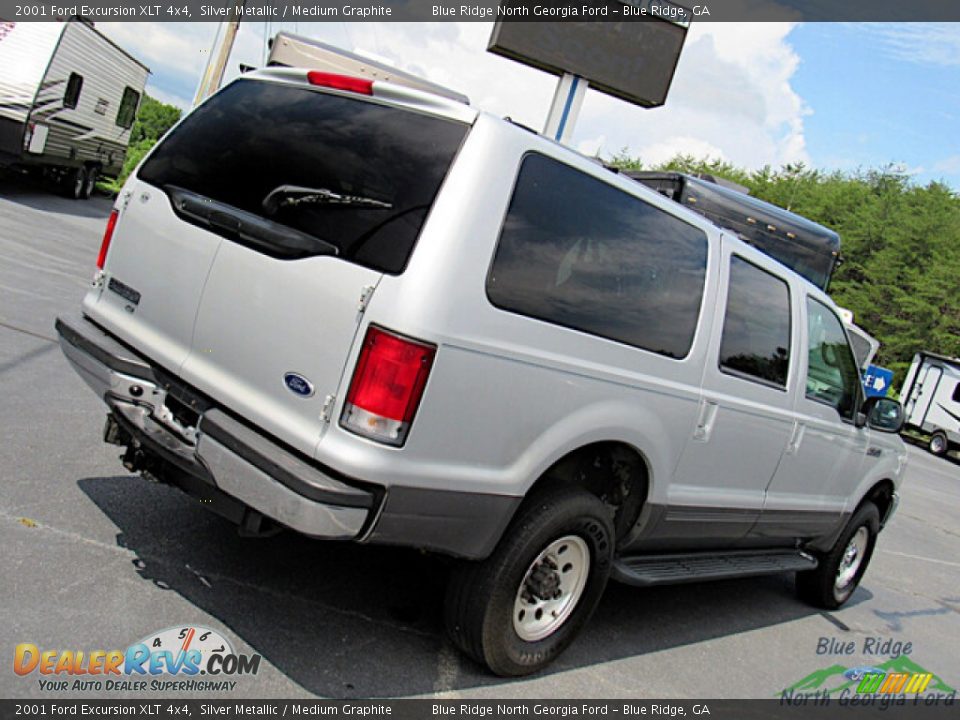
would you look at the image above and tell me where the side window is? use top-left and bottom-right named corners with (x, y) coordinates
top-left (115, 86), bottom-right (140, 129)
top-left (487, 153), bottom-right (708, 359)
top-left (718, 256), bottom-right (791, 388)
top-left (805, 298), bottom-right (862, 420)
top-left (64, 73), bottom-right (83, 109)
top-left (952, 382), bottom-right (960, 403)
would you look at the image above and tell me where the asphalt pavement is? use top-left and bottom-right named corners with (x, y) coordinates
top-left (1, 174), bottom-right (958, 700)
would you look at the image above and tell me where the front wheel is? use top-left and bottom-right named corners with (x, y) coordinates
top-left (796, 502), bottom-right (879, 609)
top-left (444, 489), bottom-right (614, 676)
top-left (929, 431), bottom-right (949, 457)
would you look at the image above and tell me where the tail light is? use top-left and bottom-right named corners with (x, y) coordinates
top-left (307, 71), bottom-right (373, 96)
top-left (97, 210), bottom-right (119, 269)
top-left (340, 325), bottom-right (436, 446)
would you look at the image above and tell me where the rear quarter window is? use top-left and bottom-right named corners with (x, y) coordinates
top-left (138, 79), bottom-right (468, 274)
top-left (487, 153), bottom-right (708, 359)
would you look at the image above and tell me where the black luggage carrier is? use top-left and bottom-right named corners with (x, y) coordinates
top-left (623, 171), bottom-right (840, 291)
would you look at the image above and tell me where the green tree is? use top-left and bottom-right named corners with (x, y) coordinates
top-left (99, 94), bottom-right (182, 193)
top-left (130, 94), bottom-right (182, 145)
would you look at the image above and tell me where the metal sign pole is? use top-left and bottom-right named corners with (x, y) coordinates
top-left (543, 72), bottom-right (589, 145)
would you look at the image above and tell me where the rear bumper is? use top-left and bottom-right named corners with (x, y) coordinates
top-left (55, 314), bottom-right (374, 540)
top-left (55, 314), bottom-right (520, 558)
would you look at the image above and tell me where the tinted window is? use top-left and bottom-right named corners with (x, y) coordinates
top-left (952, 382), bottom-right (960, 403)
top-left (64, 73), bottom-right (83, 109)
top-left (116, 86), bottom-right (140, 129)
top-left (806, 298), bottom-right (862, 420)
top-left (139, 80), bottom-right (467, 274)
top-left (487, 154), bottom-right (708, 359)
top-left (719, 256), bottom-right (791, 388)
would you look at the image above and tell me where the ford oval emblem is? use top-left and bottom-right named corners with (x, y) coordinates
top-left (283, 372), bottom-right (315, 398)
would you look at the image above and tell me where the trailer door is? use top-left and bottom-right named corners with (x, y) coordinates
top-left (910, 364), bottom-right (943, 429)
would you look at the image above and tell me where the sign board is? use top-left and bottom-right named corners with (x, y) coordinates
top-left (488, 1), bottom-right (689, 108)
top-left (863, 365), bottom-right (894, 398)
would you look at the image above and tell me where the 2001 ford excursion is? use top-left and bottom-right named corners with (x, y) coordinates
top-left (57, 68), bottom-right (907, 676)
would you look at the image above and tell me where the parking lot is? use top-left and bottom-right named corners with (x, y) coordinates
top-left (1, 175), bottom-right (958, 700)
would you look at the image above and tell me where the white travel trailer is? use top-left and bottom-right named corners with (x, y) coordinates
top-left (0, 18), bottom-right (149, 199)
top-left (900, 352), bottom-right (960, 456)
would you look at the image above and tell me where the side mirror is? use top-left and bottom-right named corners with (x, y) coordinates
top-left (861, 396), bottom-right (905, 434)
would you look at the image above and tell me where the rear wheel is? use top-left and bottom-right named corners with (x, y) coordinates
top-left (445, 489), bottom-right (614, 676)
top-left (81, 166), bottom-right (98, 199)
top-left (796, 502), bottom-right (879, 609)
top-left (64, 166), bottom-right (87, 200)
top-left (929, 431), bottom-right (949, 457)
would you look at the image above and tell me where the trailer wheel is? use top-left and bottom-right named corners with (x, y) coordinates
top-left (81, 167), bottom-right (98, 199)
top-left (928, 431), bottom-right (949, 457)
top-left (64, 167), bottom-right (87, 200)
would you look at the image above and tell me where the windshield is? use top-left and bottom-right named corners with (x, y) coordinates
top-left (138, 79), bottom-right (468, 274)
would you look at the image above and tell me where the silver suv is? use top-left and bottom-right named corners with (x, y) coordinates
top-left (57, 68), bottom-right (907, 676)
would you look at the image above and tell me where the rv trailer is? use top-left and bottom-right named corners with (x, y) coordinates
top-left (266, 31), bottom-right (469, 104)
top-left (0, 18), bottom-right (149, 199)
top-left (622, 171), bottom-right (841, 292)
top-left (900, 352), bottom-right (960, 457)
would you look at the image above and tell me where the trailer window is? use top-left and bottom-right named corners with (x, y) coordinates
top-left (719, 256), bottom-right (791, 389)
top-left (64, 73), bottom-right (83, 110)
top-left (116, 87), bottom-right (140, 129)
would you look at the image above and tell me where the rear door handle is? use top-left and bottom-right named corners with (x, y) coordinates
top-left (693, 399), bottom-right (719, 442)
top-left (786, 422), bottom-right (805, 454)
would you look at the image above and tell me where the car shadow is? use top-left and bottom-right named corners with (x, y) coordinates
top-left (0, 173), bottom-right (113, 219)
top-left (79, 475), bottom-right (837, 698)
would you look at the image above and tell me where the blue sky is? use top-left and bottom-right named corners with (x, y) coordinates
top-left (98, 21), bottom-right (960, 191)
top-left (789, 23), bottom-right (960, 187)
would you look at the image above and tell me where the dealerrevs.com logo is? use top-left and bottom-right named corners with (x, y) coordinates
top-left (14, 625), bottom-right (261, 693)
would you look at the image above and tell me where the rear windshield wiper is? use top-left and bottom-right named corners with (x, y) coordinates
top-left (262, 185), bottom-right (393, 215)
top-left (166, 186), bottom-right (338, 259)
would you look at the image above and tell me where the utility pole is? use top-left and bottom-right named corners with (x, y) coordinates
top-left (193, 0), bottom-right (246, 106)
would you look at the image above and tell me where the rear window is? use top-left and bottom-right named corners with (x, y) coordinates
top-left (138, 79), bottom-right (468, 274)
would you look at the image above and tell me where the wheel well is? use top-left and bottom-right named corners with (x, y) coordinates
top-left (526, 442), bottom-right (649, 545)
top-left (862, 480), bottom-right (895, 523)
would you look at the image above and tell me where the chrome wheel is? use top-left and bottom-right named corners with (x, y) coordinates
top-left (835, 526), bottom-right (868, 592)
top-left (513, 535), bottom-right (589, 642)
top-left (930, 433), bottom-right (947, 456)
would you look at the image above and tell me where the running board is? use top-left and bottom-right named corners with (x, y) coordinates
top-left (612, 549), bottom-right (818, 587)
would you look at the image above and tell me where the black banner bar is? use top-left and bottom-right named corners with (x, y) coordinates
top-left (1, 699), bottom-right (959, 719)
top-left (2, 0), bottom-right (960, 23)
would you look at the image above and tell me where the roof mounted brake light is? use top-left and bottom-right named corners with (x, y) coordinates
top-left (307, 71), bottom-right (373, 96)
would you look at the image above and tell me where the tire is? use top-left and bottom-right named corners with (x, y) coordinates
top-left (81, 167), bottom-right (98, 199)
top-left (444, 489), bottom-right (614, 677)
top-left (928, 431), bottom-right (949, 457)
top-left (64, 167), bottom-right (87, 200)
top-left (796, 502), bottom-right (880, 610)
